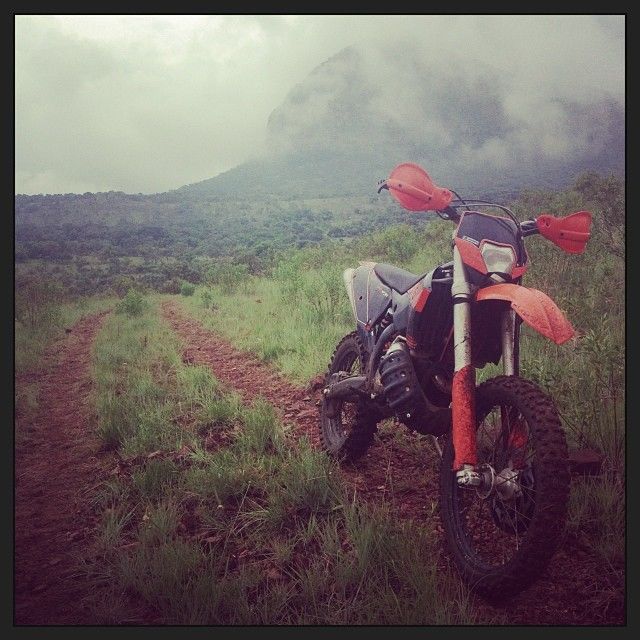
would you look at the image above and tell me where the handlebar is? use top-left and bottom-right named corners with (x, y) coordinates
top-left (378, 187), bottom-right (539, 235)
top-left (519, 219), bottom-right (539, 237)
top-left (378, 171), bottom-right (590, 253)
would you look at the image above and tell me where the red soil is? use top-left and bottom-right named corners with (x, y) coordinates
top-left (14, 311), bottom-right (114, 625)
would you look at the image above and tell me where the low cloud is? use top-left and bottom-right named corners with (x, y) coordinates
top-left (15, 15), bottom-right (624, 194)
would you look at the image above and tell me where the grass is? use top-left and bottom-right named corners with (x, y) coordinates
top-left (83, 297), bottom-right (492, 624)
top-left (176, 278), bottom-right (351, 383)
top-left (91, 304), bottom-right (190, 455)
top-left (176, 221), bottom-right (451, 383)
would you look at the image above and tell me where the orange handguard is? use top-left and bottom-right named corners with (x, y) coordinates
top-left (385, 163), bottom-right (453, 212)
top-left (536, 211), bottom-right (592, 254)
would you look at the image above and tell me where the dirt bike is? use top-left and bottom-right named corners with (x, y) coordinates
top-left (319, 162), bottom-right (592, 600)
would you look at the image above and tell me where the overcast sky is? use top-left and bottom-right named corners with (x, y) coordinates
top-left (15, 15), bottom-right (624, 195)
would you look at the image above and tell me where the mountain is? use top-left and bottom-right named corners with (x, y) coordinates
top-left (179, 44), bottom-right (624, 200)
top-left (16, 42), bottom-right (624, 287)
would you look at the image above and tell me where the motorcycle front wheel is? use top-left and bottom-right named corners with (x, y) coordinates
top-left (439, 375), bottom-right (570, 601)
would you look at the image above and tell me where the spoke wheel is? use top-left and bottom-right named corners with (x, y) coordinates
top-left (319, 332), bottom-right (378, 462)
top-left (439, 375), bottom-right (570, 600)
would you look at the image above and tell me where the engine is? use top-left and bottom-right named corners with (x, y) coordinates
top-left (378, 340), bottom-right (450, 436)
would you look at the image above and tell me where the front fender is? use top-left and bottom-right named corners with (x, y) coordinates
top-left (475, 284), bottom-right (575, 345)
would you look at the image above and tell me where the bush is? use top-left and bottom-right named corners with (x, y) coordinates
top-left (359, 224), bottom-right (422, 263)
top-left (111, 275), bottom-right (138, 298)
top-left (206, 263), bottom-right (250, 295)
top-left (115, 288), bottom-right (147, 317)
top-left (273, 253), bottom-right (304, 301)
top-left (162, 278), bottom-right (183, 295)
top-left (15, 277), bottom-right (64, 329)
top-left (200, 288), bottom-right (216, 310)
top-left (180, 282), bottom-right (196, 297)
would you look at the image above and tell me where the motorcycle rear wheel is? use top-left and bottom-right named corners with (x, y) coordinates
top-left (319, 332), bottom-right (379, 462)
top-left (439, 375), bottom-right (570, 601)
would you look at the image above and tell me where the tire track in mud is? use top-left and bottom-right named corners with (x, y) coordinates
top-left (161, 299), bottom-right (624, 626)
top-left (14, 310), bottom-right (120, 624)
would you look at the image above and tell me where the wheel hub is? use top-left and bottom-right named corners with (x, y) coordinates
top-left (494, 466), bottom-right (523, 501)
top-left (471, 463), bottom-right (524, 501)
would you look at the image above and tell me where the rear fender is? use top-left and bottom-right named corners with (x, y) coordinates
top-left (475, 284), bottom-right (574, 345)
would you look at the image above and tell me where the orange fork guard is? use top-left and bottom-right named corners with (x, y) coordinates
top-left (476, 284), bottom-right (575, 345)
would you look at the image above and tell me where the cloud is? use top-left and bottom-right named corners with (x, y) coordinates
top-left (15, 15), bottom-right (624, 194)
top-left (265, 16), bottom-right (624, 187)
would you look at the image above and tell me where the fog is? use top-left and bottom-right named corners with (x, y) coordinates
top-left (15, 15), bottom-right (624, 195)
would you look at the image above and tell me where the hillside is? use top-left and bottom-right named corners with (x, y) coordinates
top-left (15, 44), bottom-right (623, 298)
top-left (14, 175), bottom-right (625, 624)
top-left (183, 45), bottom-right (623, 199)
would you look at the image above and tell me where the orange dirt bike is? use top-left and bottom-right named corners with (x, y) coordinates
top-left (319, 162), bottom-right (592, 599)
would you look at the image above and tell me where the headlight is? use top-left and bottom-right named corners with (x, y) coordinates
top-left (480, 242), bottom-right (516, 275)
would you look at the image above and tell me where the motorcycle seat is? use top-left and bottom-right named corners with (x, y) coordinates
top-left (373, 263), bottom-right (426, 294)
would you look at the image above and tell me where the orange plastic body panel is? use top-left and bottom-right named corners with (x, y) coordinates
top-left (454, 237), bottom-right (488, 274)
top-left (408, 282), bottom-right (430, 312)
top-left (537, 211), bottom-right (592, 254)
top-left (387, 163), bottom-right (453, 211)
top-left (452, 365), bottom-right (478, 470)
top-left (476, 284), bottom-right (575, 344)
top-left (511, 263), bottom-right (529, 278)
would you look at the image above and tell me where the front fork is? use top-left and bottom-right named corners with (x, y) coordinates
top-left (451, 247), bottom-right (520, 484)
top-left (501, 306), bottom-right (518, 377)
top-left (451, 246), bottom-right (478, 478)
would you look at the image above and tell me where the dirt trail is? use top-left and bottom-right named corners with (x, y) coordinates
top-left (161, 300), bottom-right (624, 626)
top-left (14, 311), bottom-right (114, 624)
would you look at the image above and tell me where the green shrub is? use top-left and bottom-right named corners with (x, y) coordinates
top-left (115, 288), bottom-right (147, 317)
top-left (200, 288), bottom-right (214, 309)
top-left (206, 263), bottom-right (250, 294)
top-left (15, 276), bottom-right (64, 329)
top-left (180, 282), bottom-right (196, 297)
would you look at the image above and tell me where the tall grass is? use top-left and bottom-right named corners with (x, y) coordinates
top-left (92, 301), bottom-right (189, 455)
top-left (178, 221), bottom-right (450, 382)
top-left (84, 299), bottom-right (490, 624)
top-left (512, 182), bottom-right (625, 604)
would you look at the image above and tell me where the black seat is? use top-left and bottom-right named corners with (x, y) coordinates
top-left (374, 263), bottom-right (425, 294)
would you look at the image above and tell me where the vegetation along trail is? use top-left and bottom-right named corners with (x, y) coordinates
top-left (14, 310), bottom-right (115, 624)
top-left (161, 298), bottom-right (439, 520)
top-left (161, 298), bottom-right (623, 625)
